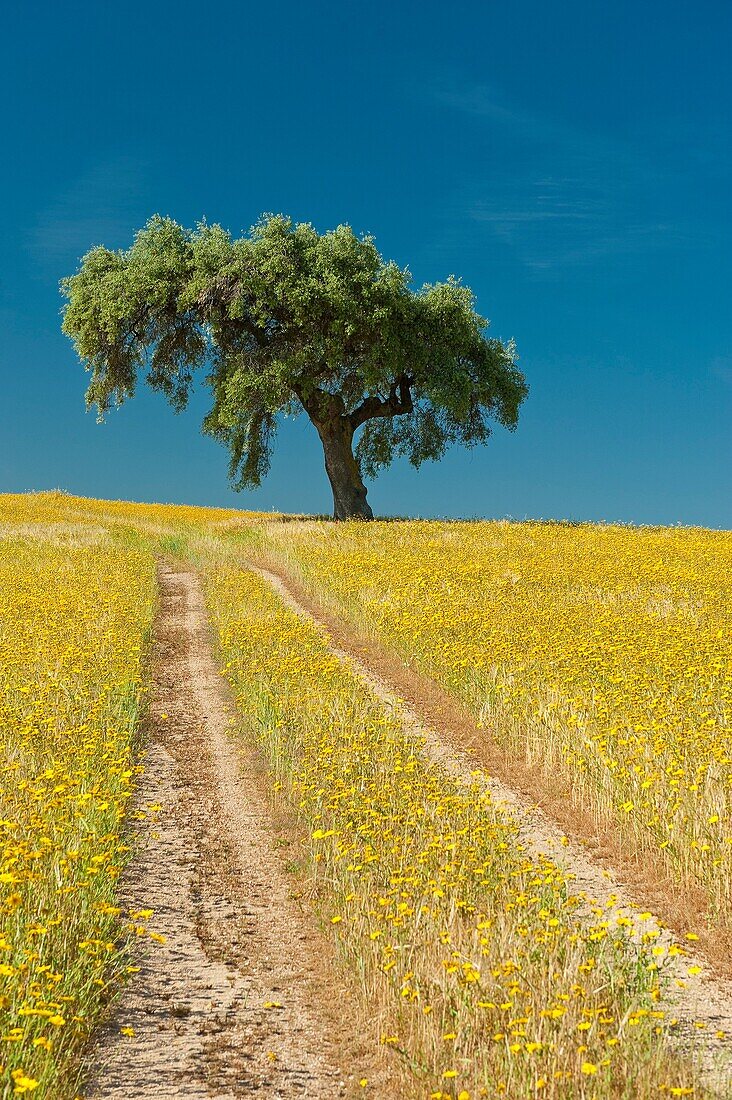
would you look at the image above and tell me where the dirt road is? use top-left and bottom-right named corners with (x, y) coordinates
top-left (86, 566), bottom-right (390, 1099)
top-left (84, 558), bottom-right (732, 1096)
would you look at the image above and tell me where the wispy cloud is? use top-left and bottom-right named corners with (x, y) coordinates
top-left (711, 355), bottom-right (732, 388)
top-left (434, 85), bottom-right (697, 271)
top-left (27, 156), bottom-right (148, 275)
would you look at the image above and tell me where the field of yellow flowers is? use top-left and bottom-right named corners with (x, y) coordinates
top-left (258, 520), bottom-right (732, 941)
top-left (0, 503), bottom-right (157, 1095)
top-left (0, 493), bottom-right (727, 1096)
top-left (205, 564), bottom-right (700, 1098)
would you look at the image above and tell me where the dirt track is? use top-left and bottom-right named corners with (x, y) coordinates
top-left (84, 558), bottom-right (732, 1096)
top-left (86, 565), bottom-right (390, 1099)
top-left (254, 562), bottom-right (732, 1095)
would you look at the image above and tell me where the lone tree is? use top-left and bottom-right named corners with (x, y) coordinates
top-left (61, 214), bottom-right (528, 519)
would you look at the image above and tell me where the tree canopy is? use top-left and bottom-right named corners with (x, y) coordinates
top-left (61, 214), bottom-right (528, 518)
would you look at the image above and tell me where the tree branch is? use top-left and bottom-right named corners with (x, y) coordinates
top-left (292, 380), bottom-right (346, 425)
top-left (349, 375), bottom-right (413, 430)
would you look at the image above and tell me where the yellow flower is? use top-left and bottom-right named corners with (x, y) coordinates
top-left (10, 1069), bottom-right (39, 1094)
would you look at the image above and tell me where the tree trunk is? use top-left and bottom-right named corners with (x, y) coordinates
top-left (313, 414), bottom-right (374, 520)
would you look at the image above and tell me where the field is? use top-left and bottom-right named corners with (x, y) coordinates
top-left (255, 521), bottom-right (732, 949)
top-left (1, 493), bottom-right (730, 1098)
top-left (0, 509), bottom-right (156, 1094)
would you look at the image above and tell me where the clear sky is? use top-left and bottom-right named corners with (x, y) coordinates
top-left (2, 0), bottom-right (730, 525)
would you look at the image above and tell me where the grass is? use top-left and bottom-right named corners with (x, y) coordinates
top-left (0, 493), bottom-right (727, 1096)
top-left (203, 562), bottom-right (703, 1098)
top-left (0, 520), bottom-right (156, 1096)
top-left (254, 519), bottom-right (732, 945)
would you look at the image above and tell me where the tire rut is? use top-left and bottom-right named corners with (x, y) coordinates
top-left (254, 563), bottom-right (732, 1096)
top-left (85, 565), bottom-right (386, 1099)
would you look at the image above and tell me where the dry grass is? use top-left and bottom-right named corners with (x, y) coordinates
top-left (204, 562), bottom-right (706, 1098)
top-left (254, 520), bottom-right (732, 952)
top-left (250, 555), bottom-right (731, 982)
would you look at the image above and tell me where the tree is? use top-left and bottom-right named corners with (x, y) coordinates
top-left (61, 214), bottom-right (528, 519)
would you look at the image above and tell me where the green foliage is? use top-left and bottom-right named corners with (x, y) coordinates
top-left (61, 214), bottom-right (527, 493)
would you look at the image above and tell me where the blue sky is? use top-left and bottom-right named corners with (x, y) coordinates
top-left (1, 0), bottom-right (730, 525)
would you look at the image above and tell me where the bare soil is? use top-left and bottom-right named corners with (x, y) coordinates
top-left (85, 565), bottom-right (394, 1099)
top-left (254, 562), bottom-right (732, 1095)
